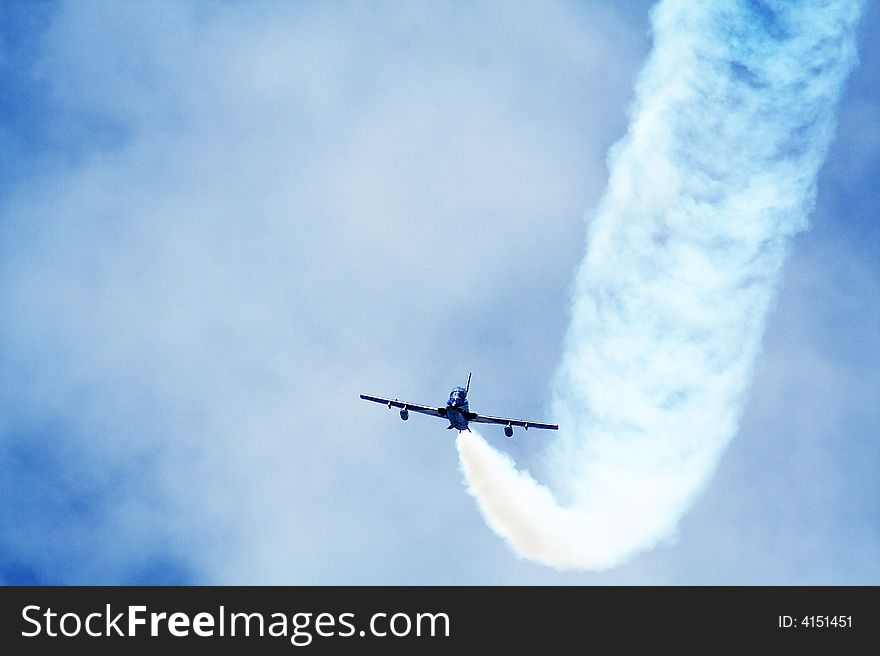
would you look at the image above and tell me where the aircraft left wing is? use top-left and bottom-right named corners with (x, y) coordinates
top-left (466, 412), bottom-right (558, 431)
top-left (359, 394), bottom-right (447, 418)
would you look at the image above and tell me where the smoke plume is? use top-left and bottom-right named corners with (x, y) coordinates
top-left (458, 0), bottom-right (864, 570)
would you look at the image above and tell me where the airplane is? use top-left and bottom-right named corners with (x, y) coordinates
top-left (360, 373), bottom-right (558, 438)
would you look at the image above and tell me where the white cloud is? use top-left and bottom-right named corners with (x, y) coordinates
top-left (0, 0), bottom-right (650, 582)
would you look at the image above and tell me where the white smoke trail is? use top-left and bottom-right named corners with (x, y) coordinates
top-left (458, 0), bottom-right (865, 570)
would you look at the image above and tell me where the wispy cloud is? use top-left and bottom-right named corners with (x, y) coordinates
top-left (0, 1), bottom-right (648, 583)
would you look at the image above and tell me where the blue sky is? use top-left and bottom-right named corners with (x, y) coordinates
top-left (0, 0), bottom-right (876, 584)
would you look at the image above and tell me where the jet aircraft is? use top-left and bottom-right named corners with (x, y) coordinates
top-left (360, 373), bottom-right (558, 438)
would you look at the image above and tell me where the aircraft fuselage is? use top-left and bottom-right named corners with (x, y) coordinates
top-left (446, 386), bottom-right (470, 431)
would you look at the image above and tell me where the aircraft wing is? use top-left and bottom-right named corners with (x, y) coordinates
top-left (466, 412), bottom-right (558, 431)
top-left (359, 394), bottom-right (447, 418)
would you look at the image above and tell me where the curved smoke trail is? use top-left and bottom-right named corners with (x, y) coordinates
top-left (458, 0), bottom-right (864, 570)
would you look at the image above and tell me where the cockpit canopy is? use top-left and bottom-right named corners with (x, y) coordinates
top-left (448, 386), bottom-right (467, 406)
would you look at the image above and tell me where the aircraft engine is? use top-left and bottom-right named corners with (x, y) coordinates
top-left (504, 424), bottom-right (513, 438)
top-left (400, 408), bottom-right (409, 421)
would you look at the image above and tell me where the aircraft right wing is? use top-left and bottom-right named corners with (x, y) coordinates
top-left (359, 394), bottom-right (448, 419)
top-left (467, 413), bottom-right (558, 431)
